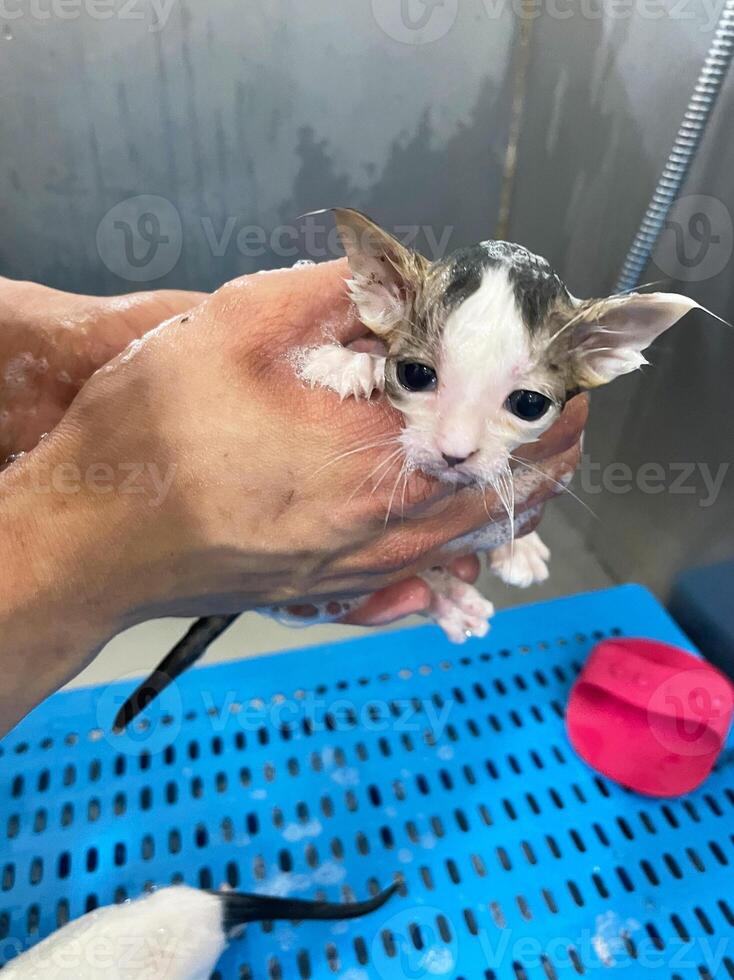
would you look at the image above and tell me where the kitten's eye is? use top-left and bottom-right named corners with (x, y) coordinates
top-left (506, 389), bottom-right (551, 421)
top-left (396, 361), bottom-right (437, 392)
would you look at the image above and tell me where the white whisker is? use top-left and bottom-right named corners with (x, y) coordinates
top-left (347, 447), bottom-right (404, 504)
top-left (399, 464), bottom-right (411, 521)
top-left (479, 485), bottom-right (492, 521)
top-left (509, 454), bottom-right (598, 519)
top-left (312, 436), bottom-right (400, 478)
top-left (497, 462), bottom-right (515, 558)
top-left (369, 450), bottom-right (405, 502)
top-left (490, 469), bottom-right (513, 549)
top-left (384, 458), bottom-right (408, 528)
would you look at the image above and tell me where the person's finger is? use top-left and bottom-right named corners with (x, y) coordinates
top-left (342, 577), bottom-right (433, 626)
top-left (446, 553), bottom-right (482, 582)
top-left (340, 551), bottom-right (482, 626)
top-left (278, 258), bottom-right (366, 345)
top-left (220, 259), bottom-right (359, 355)
top-left (513, 392), bottom-right (589, 462)
top-left (278, 581), bottom-right (431, 627)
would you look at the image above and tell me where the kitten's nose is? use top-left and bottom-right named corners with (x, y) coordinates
top-left (442, 452), bottom-right (469, 468)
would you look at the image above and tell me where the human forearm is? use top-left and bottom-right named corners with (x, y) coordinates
top-left (0, 462), bottom-right (121, 735)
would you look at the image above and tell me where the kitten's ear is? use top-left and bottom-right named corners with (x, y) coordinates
top-left (331, 208), bottom-right (429, 335)
top-left (570, 291), bottom-right (702, 388)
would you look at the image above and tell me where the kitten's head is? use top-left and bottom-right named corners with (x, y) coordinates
top-left (334, 207), bottom-right (702, 485)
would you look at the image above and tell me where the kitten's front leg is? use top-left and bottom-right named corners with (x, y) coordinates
top-left (489, 531), bottom-right (550, 588)
top-left (298, 344), bottom-right (386, 400)
top-left (419, 568), bottom-right (495, 644)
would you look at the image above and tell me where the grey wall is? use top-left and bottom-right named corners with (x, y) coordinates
top-left (0, 0), bottom-right (515, 293)
top-left (508, 0), bottom-right (734, 595)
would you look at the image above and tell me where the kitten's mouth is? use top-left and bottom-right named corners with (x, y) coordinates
top-left (412, 453), bottom-right (510, 490)
top-left (419, 459), bottom-right (477, 486)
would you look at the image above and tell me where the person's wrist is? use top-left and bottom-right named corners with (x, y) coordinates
top-left (0, 438), bottom-right (153, 658)
top-left (0, 505), bottom-right (99, 735)
top-left (0, 429), bottom-right (192, 734)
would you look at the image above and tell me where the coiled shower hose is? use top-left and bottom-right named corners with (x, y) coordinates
top-left (615, 0), bottom-right (734, 293)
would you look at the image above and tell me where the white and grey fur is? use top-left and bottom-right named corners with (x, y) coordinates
top-left (113, 208), bottom-right (705, 731)
top-left (2, 881), bottom-right (399, 979)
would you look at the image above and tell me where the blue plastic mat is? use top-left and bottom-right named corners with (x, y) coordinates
top-left (2, 585), bottom-right (734, 979)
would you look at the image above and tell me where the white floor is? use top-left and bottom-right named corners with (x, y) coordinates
top-left (68, 503), bottom-right (616, 690)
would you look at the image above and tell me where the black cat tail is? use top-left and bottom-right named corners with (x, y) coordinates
top-left (217, 881), bottom-right (401, 933)
top-left (112, 614), bottom-right (239, 733)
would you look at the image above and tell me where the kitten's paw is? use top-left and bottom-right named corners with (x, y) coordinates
top-left (297, 344), bottom-right (385, 399)
top-left (490, 531), bottom-right (550, 588)
top-left (420, 568), bottom-right (494, 644)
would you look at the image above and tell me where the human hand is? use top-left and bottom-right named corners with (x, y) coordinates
top-left (0, 277), bottom-right (207, 461)
top-left (0, 272), bottom-right (580, 632)
top-left (0, 259), bottom-right (585, 731)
